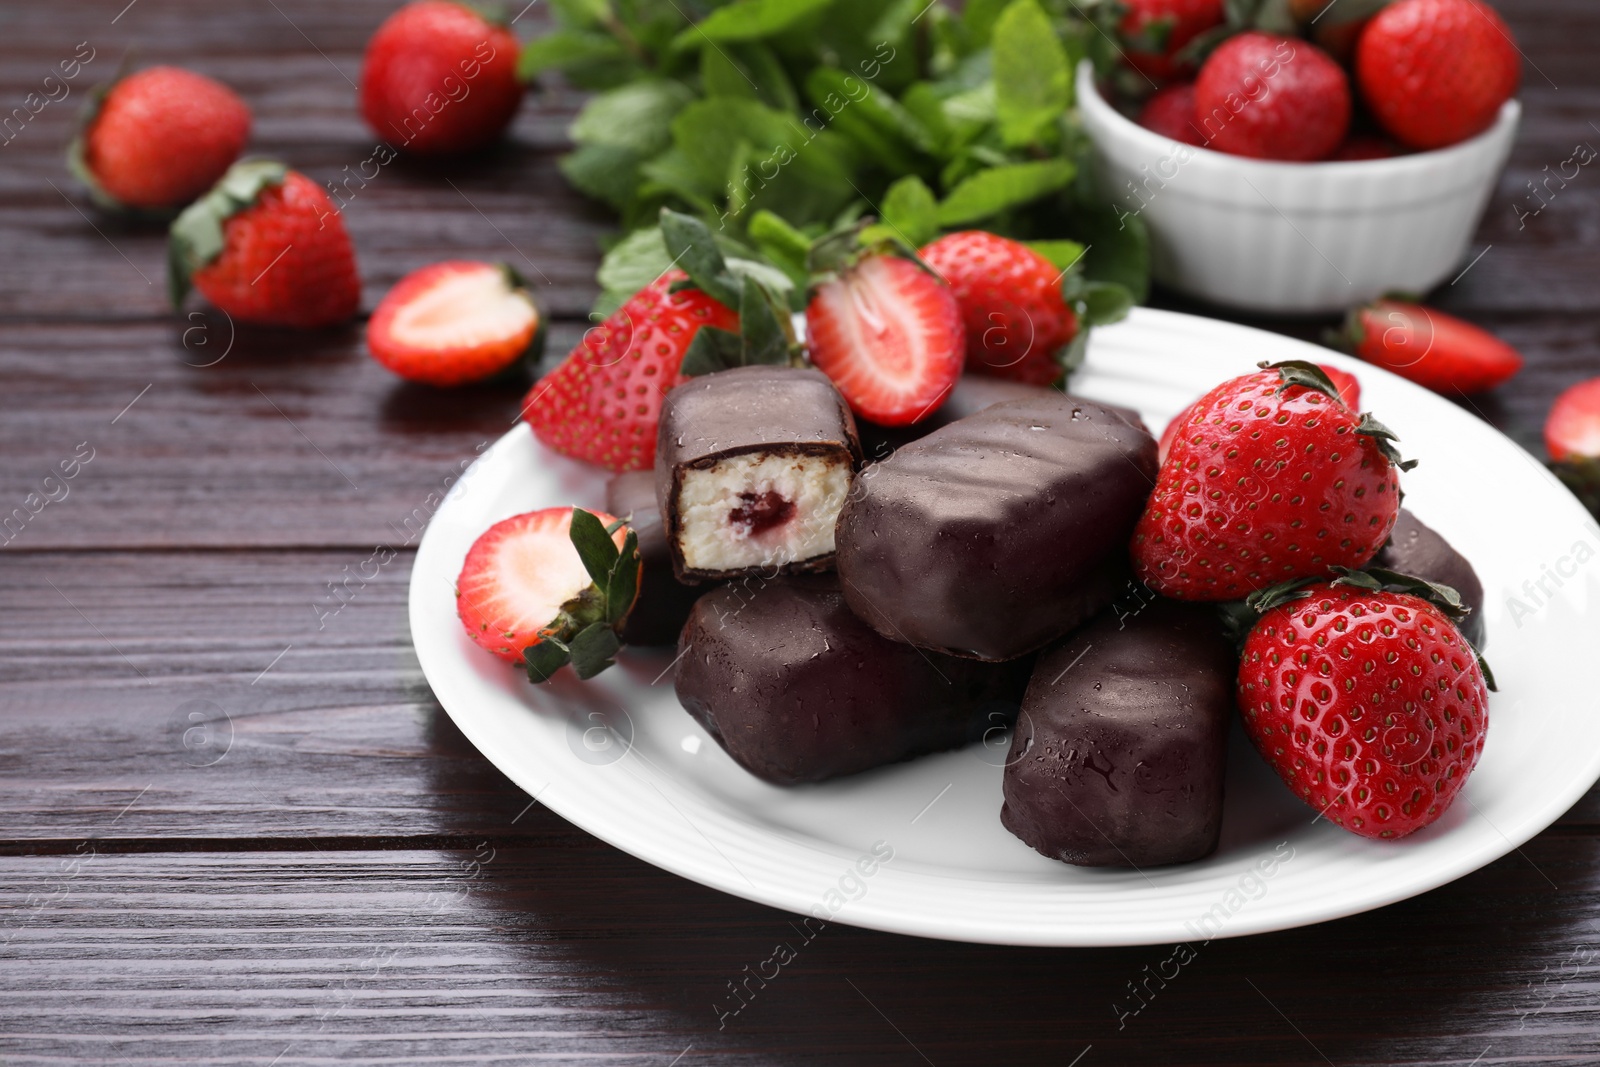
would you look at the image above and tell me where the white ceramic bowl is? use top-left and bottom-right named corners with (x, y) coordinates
top-left (1075, 61), bottom-right (1520, 315)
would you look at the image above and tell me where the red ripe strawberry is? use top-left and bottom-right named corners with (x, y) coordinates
top-left (1158, 361), bottom-right (1360, 463)
top-left (70, 66), bottom-right (250, 212)
top-left (1120, 0), bottom-right (1226, 82)
top-left (1338, 300), bottom-right (1522, 395)
top-left (456, 507), bottom-right (641, 682)
top-left (918, 232), bottom-right (1078, 387)
top-left (1356, 0), bottom-right (1520, 151)
top-left (1545, 378), bottom-right (1600, 516)
top-left (1194, 33), bottom-right (1351, 161)
top-left (806, 254), bottom-right (965, 425)
top-left (1132, 361), bottom-right (1404, 601)
top-left (1137, 82), bottom-right (1205, 145)
top-left (522, 271), bottom-right (739, 471)
top-left (168, 161), bottom-right (361, 328)
top-left (361, 1), bottom-right (524, 156)
top-left (1238, 577), bottom-right (1490, 839)
top-left (368, 261), bottom-right (540, 386)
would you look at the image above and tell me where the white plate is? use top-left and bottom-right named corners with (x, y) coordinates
top-left (409, 307), bottom-right (1600, 946)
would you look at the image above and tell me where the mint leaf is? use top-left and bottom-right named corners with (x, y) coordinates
top-left (1025, 239), bottom-right (1086, 272)
top-left (935, 159), bottom-right (1076, 226)
top-left (675, 0), bottom-right (833, 46)
top-left (992, 0), bottom-right (1070, 147)
top-left (560, 144), bottom-right (646, 211)
top-left (678, 325), bottom-right (743, 377)
top-left (660, 208), bottom-right (740, 307)
top-left (519, 31), bottom-right (628, 81)
top-left (571, 80), bottom-right (695, 156)
top-left (878, 175), bottom-right (939, 248)
top-left (1066, 198), bottom-right (1152, 303)
top-left (963, 0), bottom-right (1011, 45)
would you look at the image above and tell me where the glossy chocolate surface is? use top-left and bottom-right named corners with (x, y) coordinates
top-left (836, 395), bottom-right (1158, 662)
top-left (1001, 598), bottom-right (1236, 867)
top-left (675, 576), bottom-right (1030, 785)
top-left (605, 471), bottom-right (706, 646)
top-left (1374, 508), bottom-right (1487, 648)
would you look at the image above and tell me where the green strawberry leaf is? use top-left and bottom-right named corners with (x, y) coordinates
top-left (524, 640), bottom-right (572, 684)
top-left (567, 622), bottom-right (623, 680)
top-left (167, 159), bottom-right (289, 308)
top-left (605, 528), bottom-right (641, 626)
top-left (936, 159), bottom-right (1077, 226)
top-left (1355, 412), bottom-right (1418, 472)
top-left (569, 507), bottom-right (623, 590)
top-left (1266, 359), bottom-right (1341, 400)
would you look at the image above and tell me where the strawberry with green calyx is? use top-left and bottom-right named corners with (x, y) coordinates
top-left (918, 230), bottom-right (1134, 388)
top-left (523, 206), bottom-right (796, 471)
top-left (1235, 565), bottom-right (1492, 839)
top-left (168, 159), bottom-right (361, 328)
top-left (455, 506), bottom-right (642, 683)
top-left (1133, 360), bottom-right (1409, 601)
top-left (659, 208), bottom-right (803, 378)
top-left (1545, 377), bottom-right (1600, 518)
top-left (803, 219), bottom-right (965, 426)
top-left (1329, 298), bottom-right (1523, 396)
top-left (69, 65), bottom-right (251, 214)
top-left (1158, 360), bottom-right (1360, 463)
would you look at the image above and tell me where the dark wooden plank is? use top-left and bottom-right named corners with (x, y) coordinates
top-left (0, 548), bottom-right (1595, 847)
top-left (1, 838), bottom-right (1598, 1065)
top-left (0, 320), bottom-right (589, 549)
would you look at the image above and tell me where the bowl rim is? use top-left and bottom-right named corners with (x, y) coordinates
top-left (1074, 59), bottom-right (1522, 180)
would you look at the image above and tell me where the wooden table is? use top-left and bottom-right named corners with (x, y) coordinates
top-left (2, 1), bottom-right (1597, 1063)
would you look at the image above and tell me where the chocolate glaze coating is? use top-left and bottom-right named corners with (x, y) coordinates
top-left (859, 377), bottom-right (1146, 459)
top-left (1374, 508), bottom-right (1486, 649)
top-left (655, 366), bottom-right (860, 581)
top-left (1001, 599), bottom-right (1236, 867)
top-left (675, 576), bottom-right (1031, 785)
top-left (836, 395), bottom-right (1159, 662)
top-left (605, 471), bottom-right (707, 646)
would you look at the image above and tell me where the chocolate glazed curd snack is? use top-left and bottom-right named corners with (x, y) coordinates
top-left (675, 576), bottom-right (1031, 785)
top-left (655, 366), bottom-right (860, 582)
top-left (835, 394), bottom-right (1159, 662)
top-left (1001, 599), bottom-right (1237, 867)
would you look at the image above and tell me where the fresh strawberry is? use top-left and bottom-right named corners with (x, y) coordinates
top-left (918, 231), bottom-right (1078, 387)
top-left (1137, 82), bottom-right (1205, 145)
top-left (1328, 134), bottom-right (1402, 161)
top-left (523, 272), bottom-right (738, 470)
top-left (807, 253), bottom-right (965, 425)
top-left (1356, 0), bottom-right (1520, 151)
top-left (1237, 572), bottom-right (1490, 839)
top-left (1194, 33), bottom-right (1351, 161)
top-left (368, 261), bottom-right (540, 386)
top-left (1132, 361), bottom-right (1404, 601)
top-left (69, 66), bottom-right (250, 213)
top-left (1120, 0), bottom-right (1226, 82)
top-left (1545, 378), bottom-right (1600, 516)
top-left (1335, 299), bottom-right (1522, 395)
top-left (457, 507), bottom-right (641, 682)
top-left (360, 0), bottom-right (524, 156)
top-left (1158, 361), bottom-right (1360, 463)
top-left (168, 161), bottom-right (360, 328)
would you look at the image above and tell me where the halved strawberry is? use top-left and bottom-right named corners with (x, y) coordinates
top-left (456, 506), bottom-right (641, 682)
top-left (1546, 378), bottom-right (1600, 516)
top-left (1335, 299), bottom-right (1522, 395)
top-left (805, 252), bottom-right (965, 426)
top-left (368, 261), bottom-right (540, 386)
top-left (1157, 361), bottom-right (1360, 463)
